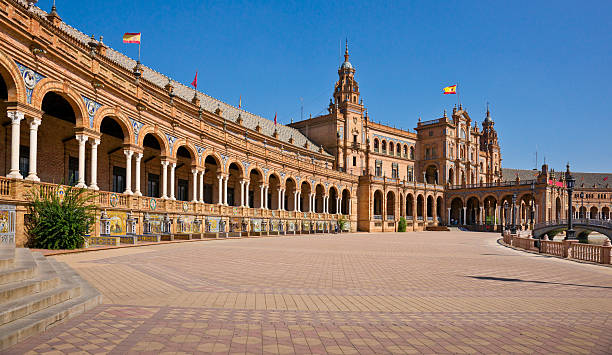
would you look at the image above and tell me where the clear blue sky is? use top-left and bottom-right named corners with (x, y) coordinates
top-left (39, 1), bottom-right (612, 172)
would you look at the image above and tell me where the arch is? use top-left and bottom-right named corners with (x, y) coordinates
top-left (300, 181), bottom-right (312, 212)
top-left (247, 166), bottom-right (267, 184)
top-left (31, 78), bottom-right (88, 128)
top-left (315, 183), bottom-right (325, 213)
top-left (203, 154), bottom-right (222, 204)
top-left (403, 144), bottom-right (408, 157)
top-left (268, 173), bottom-right (281, 210)
top-left (406, 193), bottom-right (414, 218)
top-left (138, 126), bottom-right (169, 157)
top-left (373, 138), bottom-right (379, 152)
top-left (483, 195), bottom-right (498, 225)
top-left (381, 140), bottom-right (387, 153)
top-left (466, 196), bottom-right (480, 225)
top-left (602, 206), bottom-right (610, 220)
top-left (409, 146), bottom-right (415, 160)
top-left (92, 106), bottom-right (135, 144)
top-left (285, 177), bottom-right (298, 212)
top-left (373, 190), bottom-right (383, 216)
top-left (329, 185), bottom-right (339, 214)
top-left (589, 206), bottom-right (599, 220)
top-left (225, 158), bottom-right (246, 177)
top-left (386, 191), bottom-right (395, 218)
top-left (0, 48), bottom-right (27, 103)
top-left (202, 151), bottom-right (223, 169)
top-left (448, 167), bottom-right (455, 185)
top-left (389, 142), bottom-right (394, 155)
top-left (555, 196), bottom-right (562, 221)
top-left (426, 195), bottom-right (434, 219)
top-left (172, 140), bottom-right (198, 164)
top-left (227, 162), bottom-right (245, 207)
top-left (416, 194), bottom-right (424, 219)
top-left (450, 197), bottom-right (464, 225)
top-left (341, 188), bottom-right (351, 215)
top-left (436, 196), bottom-right (443, 221)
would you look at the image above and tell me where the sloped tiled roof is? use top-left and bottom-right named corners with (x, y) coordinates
top-left (23, 1), bottom-right (329, 156)
top-left (503, 168), bottom-right (612, 189)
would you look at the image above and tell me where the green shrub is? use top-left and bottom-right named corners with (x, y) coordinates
top-left (398, 216), bottom-right (407, 232)
top-left (337, 216), bottom-right (347, 231)
top-left (26, 185), bottom-right (96, 250)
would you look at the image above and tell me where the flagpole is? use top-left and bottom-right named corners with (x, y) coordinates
top-left (138, 41), bottom-right (141, 62)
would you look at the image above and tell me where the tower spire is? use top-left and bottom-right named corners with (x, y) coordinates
top-left (344, 38), bottom-right (349, 62)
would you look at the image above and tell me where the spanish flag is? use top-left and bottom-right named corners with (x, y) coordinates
top-left (443, 85), bottom-right (457, 95)
top-left (123, 33), bottom-right (141, 44)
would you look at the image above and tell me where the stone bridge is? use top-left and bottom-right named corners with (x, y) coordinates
top-left (533, 219), bottom-right (612, 239)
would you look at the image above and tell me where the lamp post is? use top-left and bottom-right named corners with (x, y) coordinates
top-left (580, 192), bottom-right (584, 219)
top-left (530, 181), bottom-right (535, 229)
top-left (503, 201), bottom-right (509, 231)
top-left (511, 193), bottom-right (517, 234)
top-left (565, 163), bottom-right (576, 240)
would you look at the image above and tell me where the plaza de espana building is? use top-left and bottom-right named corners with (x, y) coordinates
top-left (0, 1), bottom-right (610, 247)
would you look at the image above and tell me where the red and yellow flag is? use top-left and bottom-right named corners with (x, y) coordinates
top-left (443, 85), bottom-right (457, 95)
top-left (123, 33), bottom-right (141, 44)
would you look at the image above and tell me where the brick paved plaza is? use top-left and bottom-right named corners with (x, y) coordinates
top-left (7, 232), bottom-right (612, 354)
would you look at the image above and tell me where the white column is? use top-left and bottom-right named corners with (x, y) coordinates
top-left (447, 208), bottom-right (451, 225)
top-left (309, 193), bottom-right (314, 212)
top-left (89, 138), bottom-right (100, 190)
top-left (348, 199), bottom-right (352, 215)
top-left (239, 181), bottom-right (245, 207)
top-left (293, 191), bottom-right (298, 211)
top-left (462, 207), bottom-right (467, 225)
top-left (495, 206), bottom-right (500, 225)
top-left (264, 186), bottom-right (269, 209)
top-left (25, 118), bottom-right (41, 181)
top-left (245, 181), bottom-right (250, 207)
top-left (259, 185), bottom-right (264, 208)
top-left (282, 189), bottom-right (286, 210)
top-left (217, 175), bottom-right (223, 205)
top-left (338, 197), bottom-right (342, 214)
top-left (296, 191), bottom-right (301, 212)
top-left (74, 134), bottom-right (88, 188)
top-left (199, 169), bottom-right (205, 202)
top-left (7, 111), bottom-right (24, 179)
top-left (223, 176), bottom-right (228, 205)
top-left (123, 149), bottom-right (133, 194)
top-left (134, 153), bottom-right (142, 196)
top-left (161, 161), bottom-right (169, 199)
top-left (324, 196), bottom-right (328, 214)
top-left (479, 206), bottom-right (483, 225)
top-left (191, 168), bottom-right (198, 202)
top-left (170, 163), bottom-right (176, 200)
top-left (277, 188), bottom-right (282, 210)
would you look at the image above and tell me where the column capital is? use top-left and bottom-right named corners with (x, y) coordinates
top-left (28, 117), bottom-right (42, 129)
top-left (134, 152), bottom-right (143, 160)
top-left (161, 161), bottom-right (170, 167)
top-left (123, 149), bottom-right (134, 158)
top-left (75, 133), bottom-right (89, 143)
top-left (191, 168), bottom-right (199, 174)
top-left (90, 137), bottom-right (101, 147)
top-left (7, 111), bottom-right (24, 124)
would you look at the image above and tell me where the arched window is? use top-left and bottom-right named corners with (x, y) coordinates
top-left (382, 140), bottom-right (387, 153)
top-left (389, 142), bottom-right (394, 155)
top-left (373, 139), bottom-right (379, 152)
top-left (409, 146), bottom-right (415, 160)
top-left (403, 145), bottom-right (408, 157)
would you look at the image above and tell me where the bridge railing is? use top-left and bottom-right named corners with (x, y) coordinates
top-left (535, 218), bottom-right (612, 230)
top-left (503, 233), bottom-right (611, 265)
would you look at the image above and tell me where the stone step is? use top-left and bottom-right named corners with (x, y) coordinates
top-left (0, 249), bottom-right (15, 271)
top-left (0, 251), bottom-right (60, 306)
top-left (0, 254), bottom-right (102, 350)
top-left (0, 249), bottom-right (37, 285)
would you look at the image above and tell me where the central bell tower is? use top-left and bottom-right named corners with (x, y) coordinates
top-left (332, 41), bottom-right (365, 175)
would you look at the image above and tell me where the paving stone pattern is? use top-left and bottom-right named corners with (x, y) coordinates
top-left (7, 232), bottom-right (612, 354)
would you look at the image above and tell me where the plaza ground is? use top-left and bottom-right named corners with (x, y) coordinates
top-left (7, 231), bottom-right (612, 354)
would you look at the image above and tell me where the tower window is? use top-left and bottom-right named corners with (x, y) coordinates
top-left (353, 156), bottom-right (357, 166)
top-left (353, 134), bottom-right (357, 143)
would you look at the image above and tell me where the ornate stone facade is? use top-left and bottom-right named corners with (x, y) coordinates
top-left (0, 1), bottom-right (609, 246)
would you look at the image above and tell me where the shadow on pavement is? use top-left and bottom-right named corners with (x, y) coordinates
top-left (467, 275), bottom-right (612, 289)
